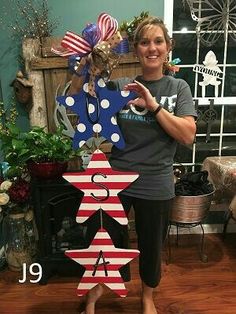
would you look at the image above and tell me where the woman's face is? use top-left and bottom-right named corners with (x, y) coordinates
top-left (135, 25), bottom-right (170, 78)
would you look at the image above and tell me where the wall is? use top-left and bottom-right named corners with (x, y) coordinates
top-left (0, 0), bottom-right (163, 130)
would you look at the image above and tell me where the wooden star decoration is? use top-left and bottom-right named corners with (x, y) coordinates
top-left (56, 77), bottom-right (136, 149)
top-left (63, 149), bottom-right (139, 225)
top-left (65, 228), bottom-right (140, 297)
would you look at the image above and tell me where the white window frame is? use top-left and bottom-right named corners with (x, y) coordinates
top-left (164, 0), bottom-right (236, 170)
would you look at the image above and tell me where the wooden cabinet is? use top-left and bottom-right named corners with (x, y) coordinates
top-left (31, 178), bottom-right (85, 283)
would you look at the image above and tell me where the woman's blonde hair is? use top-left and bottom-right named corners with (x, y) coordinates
top-left (133, 16), bottom-right (173, 50)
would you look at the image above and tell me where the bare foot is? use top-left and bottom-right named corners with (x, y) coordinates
top-left (142, 282), bottom-right (157, 314)
top-left (84, 284), bottom-right (104, 314)
top-left (142, 298), bottom-right (157, 314)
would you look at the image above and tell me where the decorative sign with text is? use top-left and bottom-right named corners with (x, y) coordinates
top-left (193, 50), bottom-right (224, 97)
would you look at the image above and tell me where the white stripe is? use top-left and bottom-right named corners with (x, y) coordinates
top-left (86, 246), bottom-right (139, 254)
top-left (67, 246), bottom-right (118, 253)
top-left (79, 203), bottom-right (124, 210)
top-left (77, 283), bottom-right (97, 290)
top-left (87, 160), bottom-right (111, 168)
top-left (94, 232), bottom-right (112, 239)
top-left (63, 174), bottom-right (139, 182)
top-left (73, 257), bottom-right (134, 264)
top-left (105, 283), bottom-right (126, 290)
top-left (79, 206), bottom-right (125, 212)
top-left (82, 270), bottom-right (120, 277)
top-left (83, 189), bottom-right (122, 196)
top-left (78, 282), bottom-right (126, 290)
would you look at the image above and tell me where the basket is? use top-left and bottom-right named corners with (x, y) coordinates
top-left (170, 191), bottom-right (215, 224)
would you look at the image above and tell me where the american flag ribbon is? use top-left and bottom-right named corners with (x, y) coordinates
top-left (51, 13), bottom-right (119, 57)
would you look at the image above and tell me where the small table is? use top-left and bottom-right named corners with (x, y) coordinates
top-left (202, 156), bottom-right (236, 235)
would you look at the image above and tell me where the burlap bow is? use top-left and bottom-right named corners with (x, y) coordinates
top-left (52, 13), bottom-right (123, 97)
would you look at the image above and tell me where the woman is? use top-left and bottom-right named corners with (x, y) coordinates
top-left (70, 16), bottom-right (197, 314)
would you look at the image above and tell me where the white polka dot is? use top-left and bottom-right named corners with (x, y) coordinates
top-left (77, 123), bottom-right (86, 132)
top-left (93, 124), bottom-right (102, 133)
top-left (121, 91), bottom-right (130, 97)
top-left (101, 99), bottom-right (110, 109)
top-left (79, 140), bottom-right (86, 148)
top-left (65, 96), bottom-right (75, 106)
top-left (98, 78), bottom-right (106, 88)
top-left (88, 103), bottom-right (95, 113)
top-left (111, 116), bottom-right (117, 125)
top-left (83, 83), bottom-right (89, 92)
top-left (111, 133), bottom-right (120, 142)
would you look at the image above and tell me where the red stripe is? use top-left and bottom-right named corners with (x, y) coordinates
top-left (62, 39), bottom-right (91, 55)
top-left (82, 265), bottom-right (123, 271)
top-left (90, 151), bottom-right (108, 161)
top-left (77, 289), bottom-right (90, 296)
top-left (78, 210), bottom-right (127, 218)
top-left (62, 41), bottom-right (90, 55)
top-left (80, 196), bottom-right (122, 203)
top-left (97, 13), bottom-right (117, 41)
top-left (91, 238), bottom-right (113, 245)
top-left (63, 169), bottom-right (138, 176)
top-left (64, 31), bottom-right (91, 49)
top-left (61, 31), bottom-right (91, 55)
top-left (71, 181), bottom-right (131, 189)
top-left (80, 277), bottom-right (124, 283)
top-left (77, 209), bottom-right (96, 217)
top-left (65, 251), bottom-right (139, 258)
top-left (77, 288), bottom-right (127, 296)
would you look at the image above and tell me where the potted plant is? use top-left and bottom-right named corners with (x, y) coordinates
top-left (0, 123), bottom-right (83, 179)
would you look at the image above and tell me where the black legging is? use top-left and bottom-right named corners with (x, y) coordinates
top-left (83, 194), bottom-right (171, 288)
top-left (119, 194), bottom-right (171, 288)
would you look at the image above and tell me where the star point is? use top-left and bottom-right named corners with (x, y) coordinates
top-left (63, 149), bottom-right (139, 225)
top-left (65, 227), bottom-right (140, 297)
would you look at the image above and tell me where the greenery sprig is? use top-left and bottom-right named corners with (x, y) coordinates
top-left (0, 0), bottom-right (59, 40)
top-left (119, 11), bottom-right (149, 41)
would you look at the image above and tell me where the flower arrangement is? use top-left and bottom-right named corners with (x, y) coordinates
top-left (0, 177), bottom-right (30, 215)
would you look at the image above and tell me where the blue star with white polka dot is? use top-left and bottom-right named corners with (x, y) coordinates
top-left (57, 77), bottom-right (136, 149)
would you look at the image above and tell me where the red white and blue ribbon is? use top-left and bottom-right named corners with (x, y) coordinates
top-left (52, 13), bottom-right (122, 97)
top-left (52, 13), bottom-right (119, 57)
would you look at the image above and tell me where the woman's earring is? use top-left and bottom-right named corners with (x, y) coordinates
top-left (163, 55), bottom-right (170, 74)
top-left (164, 54), bottom-right (169, 65)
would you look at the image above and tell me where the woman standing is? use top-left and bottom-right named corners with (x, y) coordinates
top-left (70, 16), bottom-right (197, 314)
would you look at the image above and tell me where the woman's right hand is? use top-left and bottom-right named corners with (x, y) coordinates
top-left (124, 80), bottom-right (159, 112)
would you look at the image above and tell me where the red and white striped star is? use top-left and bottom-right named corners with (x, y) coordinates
top-left (65, 228), bottom-right (140, 297)
top-left (63, 149), bottom-right (139, 225)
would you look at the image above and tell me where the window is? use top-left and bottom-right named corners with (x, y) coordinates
top-left (164, 0), bottom-right (236, 171)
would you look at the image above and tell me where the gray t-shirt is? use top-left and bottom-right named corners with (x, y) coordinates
top-left (109, 75), bottom-right (197, 200)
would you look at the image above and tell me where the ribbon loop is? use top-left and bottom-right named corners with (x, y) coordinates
top-left (97, 12), bottom-right (118, 40)
top-left (52, 13), bottom-right (122, 97)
